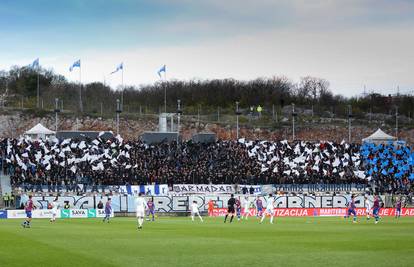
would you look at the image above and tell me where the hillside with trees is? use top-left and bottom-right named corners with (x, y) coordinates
top-left (0, 66), bottom-right (413, 123)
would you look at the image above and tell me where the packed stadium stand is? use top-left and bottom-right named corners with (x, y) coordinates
top-left (1, 137), bottom-right (412, 194)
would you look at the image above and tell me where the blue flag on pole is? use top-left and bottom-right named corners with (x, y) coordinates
top-left (31, 58), bottom-right (40, 69)
top-left (157, 64), bottom-right (166, 78)
top-left (110, 63), bottom-right (123, 74)
top-left (69, 59), bottom-right (81, 72)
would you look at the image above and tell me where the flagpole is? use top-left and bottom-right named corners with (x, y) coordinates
top-left (79, 63), bottom-right (83, 113)
top-left (121, 66), bottom-right (124, 110)
top-left (164, 69), bottom-right (166, 113)
top-left (36, 71), bottom-right (40, 109)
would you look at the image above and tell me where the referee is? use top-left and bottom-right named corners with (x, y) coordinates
top-left (224, 194), bottom-right (236, 223)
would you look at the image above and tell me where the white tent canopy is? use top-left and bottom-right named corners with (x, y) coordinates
top-left (362, 128), bottom-right (396, 144)
top-left (24, 123), bottom-right (55, 139)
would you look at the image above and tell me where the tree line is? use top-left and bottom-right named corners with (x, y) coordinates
top-left (0, 65), bottom-right (413, 120)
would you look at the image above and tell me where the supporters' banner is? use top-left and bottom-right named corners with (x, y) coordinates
top-left (172, 184), bottom-right (236, 194)
top-left (17, 183), bottom-right (367, 194)
top-left (0, 210), bottom-right (7, 219)
top-left (238, 185), bottom-right (262, 195)
top-left (19, 184), bottom-right (169, 195)
top-left (28, 194), bottom-right (393, 213)
top-left (19, 184), bottom-right (123, 193)
top-left (273, 184), bottom-right (366, 192)
top-left (261, 185), bottom-right (274, 194)
top-left (172, 184), bottom-right (261, 194)
top-left (212, 208), bottom-right (414, 217)
top-left (119, 184), bottom-right (169, 196)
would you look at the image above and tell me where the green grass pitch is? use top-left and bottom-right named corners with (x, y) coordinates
top-left (1, 216), bottom-right (413, 267)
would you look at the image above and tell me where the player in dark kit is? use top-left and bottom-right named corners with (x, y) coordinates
top-left (22, 195), bottom-right (35, 228)
top-left (224, 194), bottom-right (236, 223)
top-left (395, 198), bottom-right (402, 219)
top-left (235, 197), bottom-right (241, 221)
top-left (345, 195), bottom-right (357, 223)
top-left (373, 194), bottom-right (381, 224)
top-left (256, 196), bottom-right (263, 218)
top-left (103, 198), bottom-right (112, 223)
top-left (146, 197), bottom-right (155, 221)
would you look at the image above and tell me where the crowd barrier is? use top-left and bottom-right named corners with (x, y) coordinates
top-left (211, 208), bottom-right (414, 217)
top-left (1, 209), bottom-right (114, 219)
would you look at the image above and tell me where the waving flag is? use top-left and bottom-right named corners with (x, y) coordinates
top-left (69, 59), bottom-right (81, 72)
top-left (111, 63), bottom-right (123, 74)
top-left (31, 58), bottom-right (40, 69)
top-left (157, 64), bottom-right (166, 78)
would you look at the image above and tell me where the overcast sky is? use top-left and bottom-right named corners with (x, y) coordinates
top-left (0, 0), bottom-right (413, 97)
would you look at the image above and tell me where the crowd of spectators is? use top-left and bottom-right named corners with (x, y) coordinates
top-left (0, 137), bottom-right (259, 187)
top-left (360, 142), bottom-right (413, 194)
top-left (0, 136), bottom-right (412, 194)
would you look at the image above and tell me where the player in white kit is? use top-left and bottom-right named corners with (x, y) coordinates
top-left (242, 196), bottom-right (251, 220)
top-left (365, 196), bottom-right (371, 220)
top-left (190, 201), bottom-right (203, 222)
top-left (260, 194), bottom-right (275, 224)
top-left (50, 196), bottom-right (59, 223)
top-left (135, 193), bottom-right (148, 229)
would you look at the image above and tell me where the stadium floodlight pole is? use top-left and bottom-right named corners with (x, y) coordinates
top-left (292, 103), bottom-right (297, 141)
top-left (395, 106), bottom-right (398, 140)
top-left (275, 107), bottom-right (278, 123)
top-left (369, 94), bottom-right (372, 124)
top-left (116, 99), bottom-right (122, 135)
top-left (177, 99), bottom-right (182, 144)
top-left (348, 105), bottom-right (352, 143)
top-left (235, 101), bottom-right (241, 140)
top-left (311, 104), bottom-right (314, 119)
top-left (54, 98), bottom-right (60, 132)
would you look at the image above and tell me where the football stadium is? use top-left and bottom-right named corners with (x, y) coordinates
top-left (1, 1), bottom-right (414, 267)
